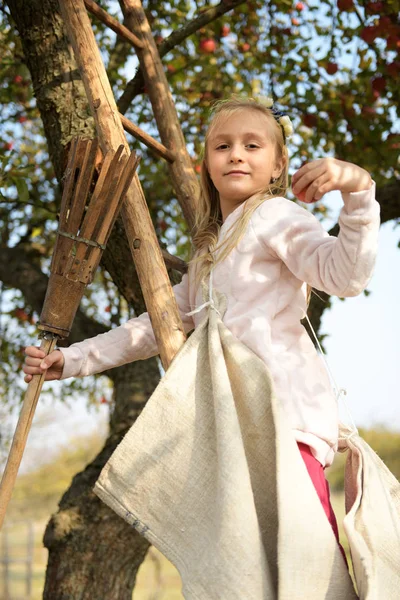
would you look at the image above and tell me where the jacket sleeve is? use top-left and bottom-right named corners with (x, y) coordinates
top-left (60, 273), bottom-right (194, 379)
top-left (251, 182), bottom-right (380, 297)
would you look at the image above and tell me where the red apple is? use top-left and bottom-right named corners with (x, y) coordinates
top-left (377, 16), bottom-right (392, 32)
top-left (365, 1), bottom-right (384, 15)
top-left (18, 115), bottom-right (27, 123)
top-left (200, 91), bottom-right (213, 101)
top-left (15, 308), bottom-right (29, 322)
top-left (4, 142), bottom-right (13, 150)
top-left (13, 75), bottom-right (23, 84)
top-left (167, 64), bottom-right (176, 73)
top-left (326, 62), bottom-right (339, 75)
top-left (105, 305), bottom-right (111, 313)
top-left (361, 25), bottom-right (380, 44)
top-left (239, 42), bottom-right (251, 52)
top-left (386, 61), bottom-right (400, 77)
top-left (221, 24), bottom-right (230, 37)
top-left (302, 113), bottom-right (317, 127)
top-left (295, 2), bottom-right (306, 10)
top-left (386, 35), bottom-right (400, 51)
top-left (361, 106), bottom-right (376, 115)
top-left (371, 76), bottom-right (386, 95)
top-left (291, 17), bottom-right (300, 26)
top-left (387, 134), bottom-right (400, 150)
top-left (159, 220), bottom-right (168, 233)
top-left (195, 164), bottom-right (201, 174)
top-left (200, 38), bottom-right (217, 53)
top-left (337, 0), bottom-right (354, 10)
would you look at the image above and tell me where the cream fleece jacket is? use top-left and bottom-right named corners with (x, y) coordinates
top-left (60, 183), bottom-right (380, 466)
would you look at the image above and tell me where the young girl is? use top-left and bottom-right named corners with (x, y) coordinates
top-left (23, 96), bottom-right (380, 554)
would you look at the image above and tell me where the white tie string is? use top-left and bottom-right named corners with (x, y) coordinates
top-left (186, 269), bottom-right (221, 318)
top-left (305, 313), bottom-right (358, 435)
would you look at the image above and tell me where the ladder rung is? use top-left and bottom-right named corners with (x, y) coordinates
top-left (120, 113), bottom-right (175, 163)
top-left (84, 0), bottom-right (144, 50)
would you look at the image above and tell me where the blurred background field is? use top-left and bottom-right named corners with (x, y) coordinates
top-left (0, 432), bottom-right (184, 600)
top-left (1, 518), bottom-right (183, 600)
top-left (1, 426), bottom-right (399, 599)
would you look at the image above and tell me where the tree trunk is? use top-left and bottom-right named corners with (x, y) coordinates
top-left (43, 359), bottom-right (160, 600)
top-left (5, 0), bottom-right (160, 596)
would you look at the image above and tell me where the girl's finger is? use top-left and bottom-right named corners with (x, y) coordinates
top-left (24, 374), bottom-right (33, 383)
top-left (304, 174), bottom-right (330, 203)
top-left (313, 179), bottom-right (334, 201)
top-left (24, 357), bottom-right (43, 367)
top-left (24, 346), bottom-right (46, 359)
top-left (292, 159), bottom-right (324, 185)
top-left (40, 351), bottom-right (62, 369)
top-left (23, 365), bottom-right (44, 375)
top-left (292, 163), bottom-right (324, 195)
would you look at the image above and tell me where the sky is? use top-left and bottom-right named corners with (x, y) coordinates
top-left (322, 202), bottom-right (400, 430)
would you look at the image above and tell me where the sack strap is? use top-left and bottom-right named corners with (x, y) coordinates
top-left (186, 269), bottom-right (221, 318)
top-left (305, 313), bottom-right (358, 435)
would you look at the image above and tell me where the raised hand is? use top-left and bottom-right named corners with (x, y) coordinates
top-left (291, 158), bottom-right (372, 204)
top-left (23, 347), bottom-right (65, 383)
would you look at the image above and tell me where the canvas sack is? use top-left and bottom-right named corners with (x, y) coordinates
top-left (95, 288), bottom-right (357, 599)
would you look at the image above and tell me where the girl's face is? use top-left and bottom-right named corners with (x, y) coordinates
top-left (206, 109), bottom-right (284, 219)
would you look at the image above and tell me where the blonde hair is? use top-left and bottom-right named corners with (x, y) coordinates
top-left (191, 97), bottom-right (289, 284)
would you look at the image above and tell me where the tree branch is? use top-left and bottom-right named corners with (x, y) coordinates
top-left (117, 0), bottom-right (247, 114)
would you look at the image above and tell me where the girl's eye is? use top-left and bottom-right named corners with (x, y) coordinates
top-left (247, 143), bottom-right (260, 149)
top-left (216, 144), bottom-right (229, 150)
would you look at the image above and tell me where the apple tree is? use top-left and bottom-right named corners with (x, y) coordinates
top-left (0, 0), bottom-right (399, 597)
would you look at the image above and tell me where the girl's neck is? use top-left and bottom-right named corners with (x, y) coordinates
top-left (220, 197), bottom-right (246, 223)
top-left (220, 191), bottom-right (263, 223)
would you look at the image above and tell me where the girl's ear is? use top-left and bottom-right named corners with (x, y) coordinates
top-left (272, 155), bottom-right (286, 179)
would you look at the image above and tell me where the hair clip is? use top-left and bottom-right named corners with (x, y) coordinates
top-left (257, 96), bottom-right (294, 142)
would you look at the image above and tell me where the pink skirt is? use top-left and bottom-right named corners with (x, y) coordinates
top-left (297, 442), bottom-right (348, 566)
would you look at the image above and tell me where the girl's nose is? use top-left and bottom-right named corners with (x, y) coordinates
top-left (229, 146), bottom-right (244, 162)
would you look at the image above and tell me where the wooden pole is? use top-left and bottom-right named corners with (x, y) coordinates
top-left (59, 0), bottom-right (186, 370)
top-left (0, 335), bottom-right (58, 530)
top-left (120, 0), bottom-right (200, 232)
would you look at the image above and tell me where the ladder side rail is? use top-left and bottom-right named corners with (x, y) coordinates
top-left (59, 0), bottom-right (186, 369)
top-left (120, 0), bottom-right (200, 232)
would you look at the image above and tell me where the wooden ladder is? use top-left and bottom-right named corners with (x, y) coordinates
top-left (59, 0), bottom-right (203, 369)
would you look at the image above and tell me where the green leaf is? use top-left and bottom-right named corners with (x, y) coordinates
top-left (14, 177), bottom-right (29, 202)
